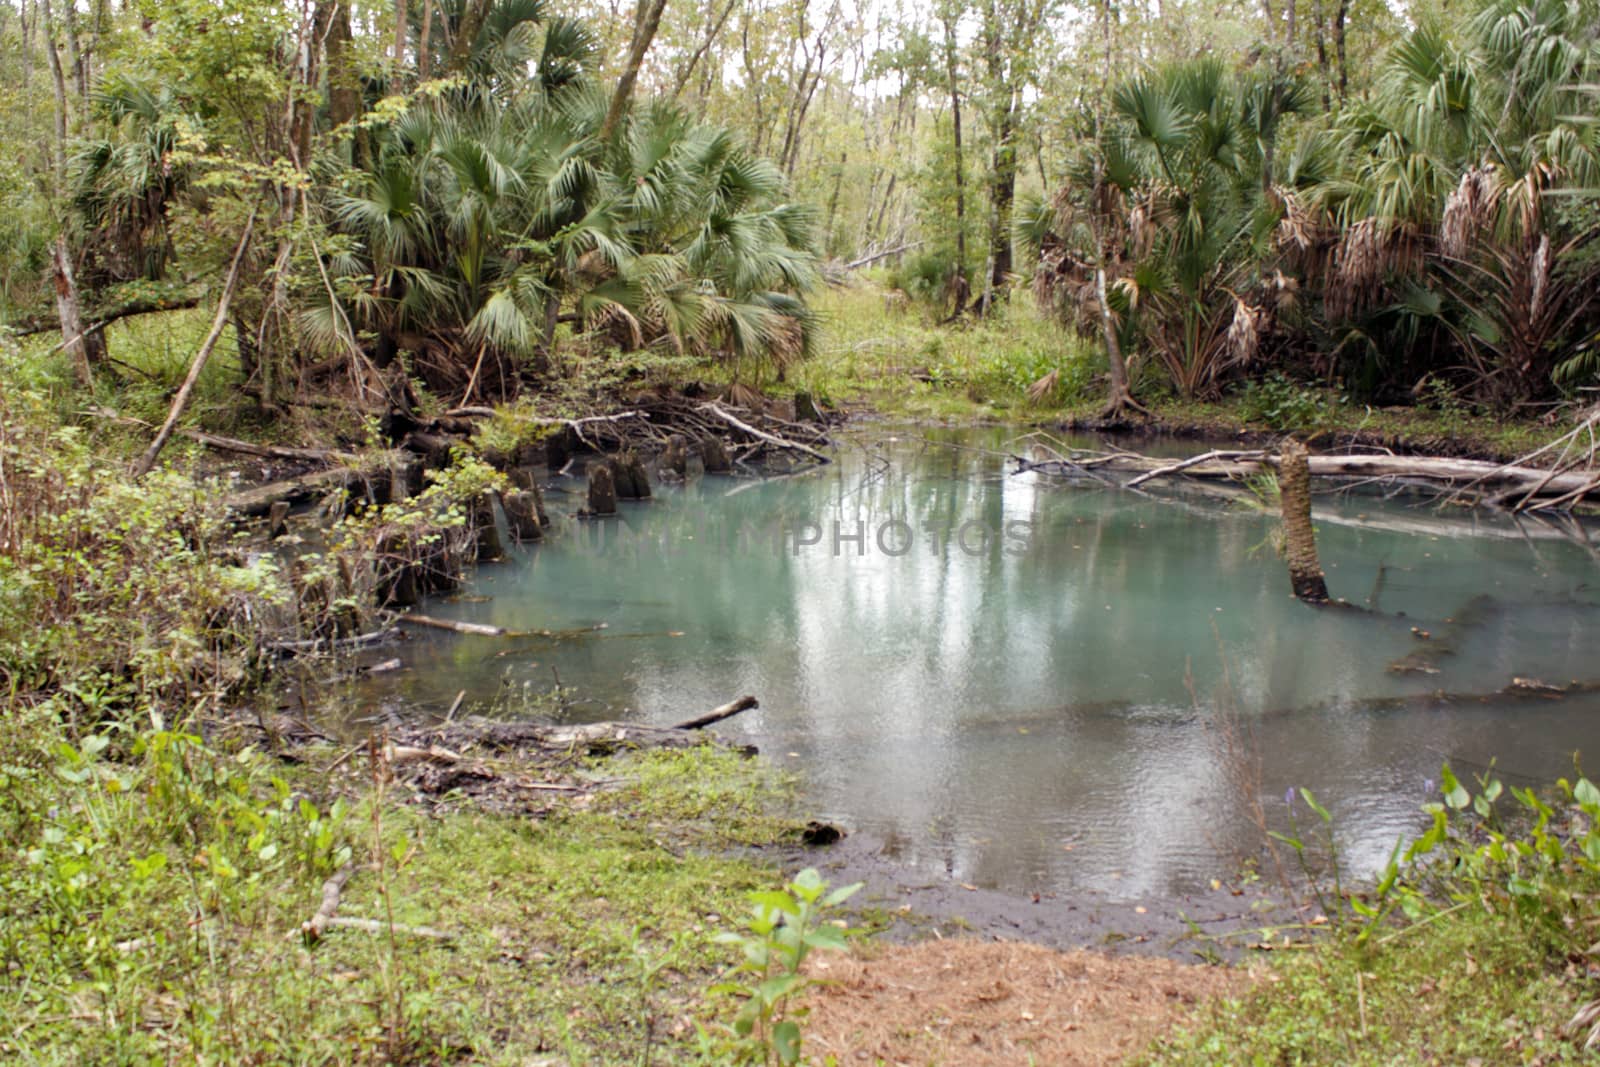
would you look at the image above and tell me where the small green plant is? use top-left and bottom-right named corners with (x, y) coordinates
top-left (1236, 373), bottom-right (1327, 431)
top-left (706, 867), bottom-right (862, 1066)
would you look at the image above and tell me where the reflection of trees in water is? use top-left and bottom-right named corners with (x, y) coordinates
top-left (371, 430), bottom-right (1600, 897)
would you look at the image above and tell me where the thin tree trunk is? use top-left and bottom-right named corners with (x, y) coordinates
top-left (1092, 0), bottom-right (1144, 419)
top-left (394, 0), bottom-right (408, 69)
top-left (1278, 439), bottom-right (1330, 603)
top-left (669, 0), bottom-right (735, 100)
top-left (134, 219), bottom-right (256, 479)
top-left (418, 0), bottom-right (433, 78)
top-left (63, 0), bottom-right (87, 103)
top-left (1311, 0), bottom-right (1330, 108)
top-left (41, 0), bottom-right (68, 178)
top-left (52, 236), bottom-right (100, 389)
top-left (327, 2), bottom-right (362, 130)
top-left (824, 151), bottom-right (847, 253)
top-left (601, 0), bottom-right (668, 140)
top-left (942, 12), bottom-right (969, 318)
top-left (1334, 0), bottom-right (1348, 99)
top-left (19, 0), bottom-right (34, 86)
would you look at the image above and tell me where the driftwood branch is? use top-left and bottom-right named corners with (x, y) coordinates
top-left (701, 403), bottom-right (831, 464)
top-left (671, 695), bottom-right (758, 730)
top-left (267, 627), bottom-right (398, 657)
top-left (1025, 445), bottom-right (1600, 509)
top-left (223, 454), bottom-right (401, 518)
top-left (394, 613), bottom-right (507, 637)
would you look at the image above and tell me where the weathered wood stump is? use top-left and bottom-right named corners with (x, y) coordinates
top-left (474, 492), bottom-right (505, 561)
top-left (794, 391), bottom-right (824, 422)
top-left (543, 426), bottom-right (575, 472)
top-left (700, 437), bottom-right (732, 473)
top-left (1279, 439), bottom-right (1330, 603)
top-left (612, 453), bottom-right (652, 499)
top-left (267, 500), bottom-right (291, 540)
top-left (503, 489), bottom-right (544, 543)
top-left (661, 435), bottom-right (689, 478)
top-left (586, 462), bottom-right (618, 515)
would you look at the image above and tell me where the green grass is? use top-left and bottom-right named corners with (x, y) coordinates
top-left (1, 731), bottom-right (797, 1066)
top-left (1149, 908), bottom-right (1592, 1065)
top-left (791, 281), bottom-right (1103, 420)
top-left (794, 282), bottom-right (1560, 460)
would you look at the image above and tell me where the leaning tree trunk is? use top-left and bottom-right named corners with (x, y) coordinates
top-left (51, 236), bottom-right (103, 388)
top-left (1278, 439), bottom-right (1330, 603)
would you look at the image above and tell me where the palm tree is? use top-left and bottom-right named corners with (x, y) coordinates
top-left (315, 2), bottom-right (820, 401)
top-left (1029, 60), bottom-right (1302, 399)
top-left (1324, 1), bottom-right (1600, 406)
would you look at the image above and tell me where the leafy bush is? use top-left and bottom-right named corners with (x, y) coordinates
top-left (1235, 373), bottom-right (1328, 432)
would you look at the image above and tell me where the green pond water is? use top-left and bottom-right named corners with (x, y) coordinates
top-left (357, 426), bottom-right (1600, 901)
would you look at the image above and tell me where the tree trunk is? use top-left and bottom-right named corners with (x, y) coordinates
top-left (1334, 0), bottom-right (1348, 99)
top-left (394, 0), bottom-right (408, 70)
top-left (52, 236), bottom-right (101, 389)
top-left (447, 0), bottom-right (491, 74)
top-left (942, 12), bottom-right (969, 318)
top-left (1278, 439), bottom-right (1330, 603)
top-left (824, 151), bottom-right (847, 252)
top-left (601, 0), bottom-right (669, 141)
top-left (418, 0), bottom-right (433, 78)
top-left (326, 2), bottom-right (362, 131)
top-left (62, 0), bottom-right (87, 103)
top-left (669, 0), bottom-right (736, 100)
top-left (41, 0), bottom-right (69, 179)
top-left (980, 101), bottom-right (1016, 315)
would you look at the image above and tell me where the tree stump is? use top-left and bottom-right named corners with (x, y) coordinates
top-left (612, 452), bottom-right (652, 499)
top-left (474, 492), bottom-right (505, 561)
top-left (1279, 439), bottom-right (1329, 603)
top-left (661, 434), bottom-right (688, 478)
top-left (794, 390), bottom-right (823, 422)
top-left (503, 490), bottom-right (544, 543)
top-left (586, 462), bottom-right (618, 515)
top-left (267, 500), bottom-right (291, 540)
top-left (700, 437), bottom-right (731, 473)
top-left (544, 426), bottom-right (575, 472)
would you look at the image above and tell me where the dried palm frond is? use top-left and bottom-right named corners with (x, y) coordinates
top-left (728, 382), bottom-right (765, 410)
top-left (1441, 165), bottom-right (1499, 259)
top-left (1027, 369), bottom-right (1060, 404)
top-left (1564, 998), bottom-right (1600, 1051)
top-left (1225, 297), bottom-right (1262, 366)
top-left (1273, 188), bottom-right (1316, 252)
top-left (1529, 233), bottom-right (1550, 322)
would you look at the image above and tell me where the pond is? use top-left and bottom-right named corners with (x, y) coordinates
top-left (355, 426), bottom-right (1600, 902)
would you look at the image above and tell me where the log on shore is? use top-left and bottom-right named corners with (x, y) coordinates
top-left (224, 454), bottom-right (401, 518)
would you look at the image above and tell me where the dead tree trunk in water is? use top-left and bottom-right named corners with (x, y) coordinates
top-left (1279, 439), bottom-right (1330, 603)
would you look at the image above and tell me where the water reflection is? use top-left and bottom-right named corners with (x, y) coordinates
top-left (360, 427), bottom-right (1600, 900)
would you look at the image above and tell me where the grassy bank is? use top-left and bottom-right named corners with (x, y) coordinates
top-left (0, 341), bottom-right (820, 1065)
top-left (794, 283), bottom-right (1563, 461)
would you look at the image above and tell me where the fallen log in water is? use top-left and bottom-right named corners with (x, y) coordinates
top-left (1021, 447), bottom-right (1600, 509)
top-left (394, 613), bottom-right (507, 636)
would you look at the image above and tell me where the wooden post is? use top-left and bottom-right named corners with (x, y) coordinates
top-left (1279, 439), bottom-right (1330, 603)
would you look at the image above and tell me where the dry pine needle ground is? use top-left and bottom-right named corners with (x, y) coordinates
top-left (801, 939), bottom-right (1252, 1066)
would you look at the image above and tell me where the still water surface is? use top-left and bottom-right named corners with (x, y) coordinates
top-left (360, 427), bottom-right (1600, 901)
